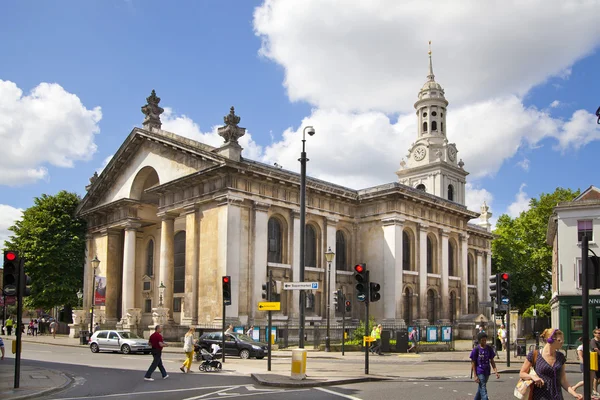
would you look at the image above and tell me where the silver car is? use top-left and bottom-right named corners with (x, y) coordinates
top-left (89, 330), bottom-right (151, 354)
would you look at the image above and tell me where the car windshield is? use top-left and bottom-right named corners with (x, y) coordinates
top-left (235, 334), bottom-right (256, 342)
top-left (118, 332), bottom-right (141, 339)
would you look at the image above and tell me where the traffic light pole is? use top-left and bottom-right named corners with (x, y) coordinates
top-left (582, 236), bottom-right (591, 400)
top-left (298, 137), bottom-right (308, 349)
top-left (365, 271), bottom-right (370, 375)
top-left (506, 307), bottom-right (510, 367)
top-left (14, 257), bottom-right (24, 388)
top-left (222, 300), bottom-right (226, 364)
top-left (267, 270), bottom-right (273, 372)
top-left (341, 291), bottom-right (345, 356)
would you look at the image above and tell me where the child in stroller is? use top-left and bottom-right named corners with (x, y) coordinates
top-left (196, 343), bottom-right (222, 372)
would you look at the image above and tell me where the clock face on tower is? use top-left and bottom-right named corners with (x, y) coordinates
top-left (448, 146), bottom-right (456, 161)
top-left (413, 146), bottom-right (426, 161)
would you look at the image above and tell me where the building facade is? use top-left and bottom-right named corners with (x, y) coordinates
top-left (76, 54), bottom-right (493, 338)
top-left (547, 186), bottom-right (600, 345)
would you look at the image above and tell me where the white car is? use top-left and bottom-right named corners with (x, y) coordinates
top-left (89, 330), bottom-right (151, 354)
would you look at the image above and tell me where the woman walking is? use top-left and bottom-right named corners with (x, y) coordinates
top-left (518, 328), bottom-right (582, 399)
top-left (180, 327), bottom-right (196, 373)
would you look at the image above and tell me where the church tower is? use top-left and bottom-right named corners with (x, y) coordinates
top-left (396, 42), bottom-right (468, 205)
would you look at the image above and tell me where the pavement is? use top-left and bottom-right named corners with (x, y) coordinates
top-left (0, 334), bottom-right (581, 398)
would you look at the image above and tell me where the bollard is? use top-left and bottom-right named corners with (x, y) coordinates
top-left (291, 348), bottom-right (307, 380)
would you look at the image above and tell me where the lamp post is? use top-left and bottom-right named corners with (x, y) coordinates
top-left (77, 289), bottom-right (83, 308)
top-left (89, 256), bottom-right (100, 334)
top-left (158, 281), bottom-right (166, 307)
top-left (532, 284), bottom-right (539, 348)
top-left (324, 247), bottom-right (335, 352)
top-left (298, 125), bottom-right (315, 349)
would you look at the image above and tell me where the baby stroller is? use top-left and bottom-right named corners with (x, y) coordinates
top-left (197, 344), bottom-right (222, 372)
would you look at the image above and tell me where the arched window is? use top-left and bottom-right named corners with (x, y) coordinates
top-left (423, 121), bottom-right (428, 132)
top-left (468, 291), bottom-right (477, 314)
top-left (402, 231), bottom-right (411, 271)
top-left (448, 241), bottom-right (455, 276)
top-left (416, 184), bottom-right (426, 192)
top-left (305, 225), bottom-right (317, 268)
top-left (468, 254), bottom-right (475, 285)
top-left (448, 185), bottom-right (454, 201)
top-left (146, 240), bottom-right (154, 276)
top-left (335, 231), bottom-right (347, 271)
top-left (432, 121), bottom-right (437, 131)
top-left (427, 289), bottom-right (436, 324)
top-left (173, 231), bottom-right (186, 293)
top-left (267, 217), bottom-right (283, 263)
top-left (449, 291), bottom-right (456, 322)
top-left (404, 287), bottom-right (412, 323)
top-left (441, 122), bottom-right (444, 132)
top-left (427, 237), bottom-right (433, 273)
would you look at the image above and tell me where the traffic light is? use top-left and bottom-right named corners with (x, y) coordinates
top-left (3, 250), bottom-right (20, 297)
top-left (333, 290), bottom-right (340, 311)
top-left (345, 300), bottom-right (351, 312)
top-left (489, 273), bottom-right (499, 306)
top-left (222, 276), bottom-right (232, 305)
top-left (21, 274), bottom-right (32, 297)
top-left (585, 256), bottom-right (600, 289)
top-left (354, 263), bottom-right (368, 302)
top-left (262, 281), bottom-right (270, 301)
top-left (369, 282), bottom-right (381, 302)
top-left (499, 272), bottom-right (510, 304)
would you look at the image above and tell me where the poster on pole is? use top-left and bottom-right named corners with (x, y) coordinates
top-left (94, 276), bottom-right (107, 306)
top-left (441, 326), bottom-right (452, 342)
top-left (426, 326), bottom-right (438, 342)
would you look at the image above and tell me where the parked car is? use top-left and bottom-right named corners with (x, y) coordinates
top-left (198, 331), bottom-right (267, 359)
top-left (89, 330), bottom-right (151, 354)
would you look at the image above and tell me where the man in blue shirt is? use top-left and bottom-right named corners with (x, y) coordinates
top-left (470, 332), bottom-right (500, 400)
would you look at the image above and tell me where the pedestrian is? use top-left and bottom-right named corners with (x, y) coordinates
top-left (590, 329), bottom-right (600, 396)
top-left (246, 325), bottom-right (254, 337)
top-left (28, 320), bottom-right (33, 335)
top-left (179, 327), bottom-right (196, 374)
top-left (5, 316), bottom-right (13, 336)
top-left (225, 324), bottom-right (233, 334)
top-left (519, 328), bottom-right (582, 400)
top-left (571, 337), bottom-right (588, 394)
top-left (94, 322), bottom-right (100, 333)
top-left (408, 328), bottom-right (418, 353)
top-left (0, 336), bottom-right (4, 360)
top-left (49, 319), bottom-right (57, 338)
top-left (33, 319), bottom-right (39, 336)
top-left (370, 324), bottom-right (382, 355)
top-left (496, 325), bottom-right (505, 352)
top-left (470, 331), bottom-right (499, 400)
top-left (144, 325), bottom-right (169, 381)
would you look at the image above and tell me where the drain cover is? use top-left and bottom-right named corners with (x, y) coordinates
top-left (30, 375), bottom-right (49, 379)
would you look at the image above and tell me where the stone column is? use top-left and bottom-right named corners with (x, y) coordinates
top-left (291, 211), bottom-right (301, 318)
top-left (182, 206), bottom-right (200, 326)
top-left (440, 230), bottom-right (450, 322)
top-left (121, 222), bottom-right (140, 322)
top-left (158, 213), bottom-right (175, 321)
top-left (382, 217), bottom-right (404, 321)
top-left (105, 229), bottom-right (122, 326)
top-left (486, 251), bottom-right (492, 319)
top-left (325, 218), bottom-right (337, 315)
top-left (476, 250), bottom-right (484, 305)
top-left (217, 195), bottom-right (243, 319)
top-left (253, 202), bottom-right (270, 320)
top-left (460, 234), bottom-right (469, 315)
top-left (83, 235), bottom-right (93, 326)
top-left (418, 223), bottom-right (429, 323)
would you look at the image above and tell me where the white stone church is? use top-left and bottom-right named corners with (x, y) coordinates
top-left (76, 52), bottom-right (493, 337)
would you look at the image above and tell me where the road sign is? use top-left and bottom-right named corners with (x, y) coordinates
top-left (3, 285), bottom-right (16, 296)
top-left (501, 297), bottom-right (510, 305)
top-left (357, 293), bottom-right (366, 302)
top-left (258, 301), bottom-right (281, 311)
top-left (479, 301), bottom-right (494, 307)
top-left (283, 282), bottom-right (319, 290)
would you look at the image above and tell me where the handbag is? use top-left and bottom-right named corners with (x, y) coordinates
top-left (514, 350), bottom-right (539, 400)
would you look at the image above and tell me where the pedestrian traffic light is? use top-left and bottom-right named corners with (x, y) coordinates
top-left (369, 282), bottom-right (381, 302)
top-left (499, 272), bottom-right (510, 304)
top-left (262, 281), bottom-right (270, 301)
top-left (345, 300), bottom-right (351, 312)
top-left (333, 290), bottom-right (340, 311)
top-left (354, 263), bottom-right (368, 302)
top-left (489, 273), bottom-right (499, 306)
top-left (222, 276), bottom-right (232, 305)
top-left (3, 250), bottom-right (20, 297)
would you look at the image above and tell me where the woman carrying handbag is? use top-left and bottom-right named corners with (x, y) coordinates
top-left (518, 328), bottom-right (582, 400)
top-left (180, 327), bottom-right (197, 373)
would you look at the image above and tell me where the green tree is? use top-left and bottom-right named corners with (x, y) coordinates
top-left (492, 187), bottom-right (579, 312)
top-left (522, 303), bottom-right (551, 318)
top-left (4, 191), bottom-right (86, 310)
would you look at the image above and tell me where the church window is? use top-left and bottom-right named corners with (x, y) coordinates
top-left (423, 112), bottom-right (427, 117)
top-left (146, 240), bottom-right (154, 276)
top-left (448, 184), bottom-right (454, 201)
top-left (305, 224), bottom-right (317, 267)
top-left (173, 297), bottom-right (182, 312)
top-left (416, 184), bottom-right (426, 192)
top-left (402, 231), bottom-right (411, 270)
top-left (427, 289), bottom-right (436, 323)
top-left (449, 292), bottom-right (456, 322)
top-left (448, 241), bottom-right (455, 276)
top-left (441, 122), bottom-right (444, 132)
top-left (432, 121), bottom-right (437, 131)
top-left (432, 111), bottom-right (437, 116)
top-left (468, 254), bottom-right (474, 285)
top-left (173, 231), bottom-right (186, 293)
top-left (427, 237), bottom-right (433, 273)
top-left (268, 217), bottom-right (283, 263)
top-left (422, 122), bottom-right (428, 132)
top-left (404, 287), bottom-right (412, 323)
top-left (335, 230), bottom-right (347, 271)
top-left (441, 113), bottom-right (443, 117)
top-left (144, 299), bottom-right (152, 313)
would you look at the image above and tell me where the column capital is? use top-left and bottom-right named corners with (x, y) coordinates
top-left (460, 233), bottom-right (470, 242)
top-left (291, 210), bottom-right (301, 220)
top-left (325, 216), bottom-right (339, 224)
top-left (417, 222), bottom-right (429, 232)
top-left (382, 217), bottom-right (405, 227)
top-left (476, 249), bottom-right (484, 256)
top-left (183, 204), bottom-right (199, 215)
top-left (124, 220), bottom-right (142, 231)
top-left (440, 229), bottom-right (450, 238)
top-left (254, 201), bottom-right (271, 213)
top-left (214, 194), bottom-right (244, 206)
top-left (157, 211), bottom-right (178, 221)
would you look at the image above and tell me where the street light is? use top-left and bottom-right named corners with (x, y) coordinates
top-left (532, 284), bottom-right (539, 348)
top-left (90, 255), bottom-right (100, 334)
top-left (299, 125), bottom-right (315, 349)
top-left (158, 281), bottom-right (166, 307)
top-left (324, 247), bottom-right (335, 352)
top-left (77, 289), bottom-right (83, 308)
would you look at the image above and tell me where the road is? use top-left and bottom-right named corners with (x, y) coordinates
top-left (9, 342), bottom-right (587, 399)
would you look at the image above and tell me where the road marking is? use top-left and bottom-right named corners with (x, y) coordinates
top-left (52, 385), bottom-right (242, 399)
top-left (315, 387), bottom-right (363, 400)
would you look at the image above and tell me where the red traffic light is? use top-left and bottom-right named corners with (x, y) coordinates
top-left (345, 300), bottom-right (351, 306)
top-left (223, 277), bottom-right (230, 283)
top-left (5, 251), bottom-right (16, 261)
top-left (501, 273), bottom-right (509, 280)
top-left (354, 264), bottom-right (364, 273)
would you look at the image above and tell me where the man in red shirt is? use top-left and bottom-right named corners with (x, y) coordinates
top-left (144, 325), bottom-right (169, 381)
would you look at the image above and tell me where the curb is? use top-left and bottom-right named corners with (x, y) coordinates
top-left (3, 366), bottom-right (74, 400)
top-left (250, 373), bottom-right (390, 388)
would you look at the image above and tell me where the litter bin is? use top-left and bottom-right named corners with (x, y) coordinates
top-left (291, 349), bottom-right (307, 380)
top-left (396, 330), bottom-right (408, 353)
top-left (515, 338), bottom-right (526, 356)
top-left (79, 330), bottom-right (90, 345)
top-left (381, 330), bottom-right (391, 353)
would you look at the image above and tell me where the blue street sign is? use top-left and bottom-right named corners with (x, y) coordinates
top-left (311, 282), bottom-right (318, 289)
top-left (357, 293), bottom-right (366, 302)
top-left (501, 297), bottom-right (509, 304)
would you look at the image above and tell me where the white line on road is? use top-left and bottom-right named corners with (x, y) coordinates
top-left (52, 385), bottom-right (241, 400)
top-left (315, 387), bottom-right (363, 400)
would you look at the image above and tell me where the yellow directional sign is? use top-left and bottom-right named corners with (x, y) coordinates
top-left (258, 301), bottom-right (281, 311)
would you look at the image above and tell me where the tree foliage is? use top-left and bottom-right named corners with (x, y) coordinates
top-left (4, 191), bottom-right (86, 310)
top-left (522, 303), bottom-right (551, 318)
top-left (492, 187), bottom-right (579, 312)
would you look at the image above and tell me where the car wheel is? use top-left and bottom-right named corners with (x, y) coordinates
top-left (239, 349), bottom-right (250, 359)
top-left (121, 344), bottom-right (131, 354)
top-left (90, 343), bottom-right (100, 353)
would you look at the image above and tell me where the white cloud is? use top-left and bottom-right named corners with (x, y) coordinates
top-left (0, 80), bottom-right (102, 186)
top-left (517, 158), bottom-right (530, 171)
top-left (96, 155), bottom-right (113, 174)
top-left (0, 204), bottom-right (23, 251)
top-left (254, 0), bottom-right (600, 113)
top-left (465, 183), bottom-right (494, 214)
top-left (550, 100), bottom-right (561, 108)
top-left (507, 183), bottom-right (531, 218)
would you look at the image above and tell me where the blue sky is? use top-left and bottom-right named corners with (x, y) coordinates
top-left (1, 0), bottom-right (600, 247)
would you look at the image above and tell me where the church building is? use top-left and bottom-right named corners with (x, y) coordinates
top-left (76, 50), bottom-right (493, 338)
